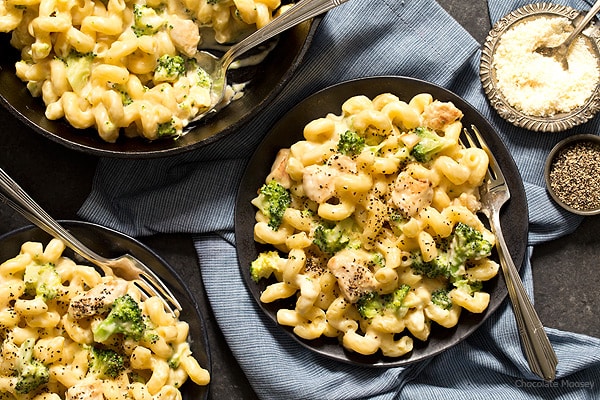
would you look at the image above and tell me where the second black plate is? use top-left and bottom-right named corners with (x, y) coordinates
top-left (235, 76), bottom-right (528, 367)
top-left (0, 221), bottom-right (211, 396)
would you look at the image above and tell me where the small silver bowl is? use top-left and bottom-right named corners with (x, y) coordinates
top-left (480, 3), bottom-right (600, 132)
top-left (544, 133), bottom-right (600, 215)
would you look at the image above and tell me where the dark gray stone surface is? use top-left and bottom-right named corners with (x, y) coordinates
top-left (0, 2), bottom-right (597, 399)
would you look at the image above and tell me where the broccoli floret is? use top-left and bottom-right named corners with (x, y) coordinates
top-left (250, 251), bottom-right (282, 283)
top-left (356, 284), bottom-right (411, 319)
top-left (368, 252), bottom-right (385, 269)
top-left (156, 118), bottom-right (178, 137)
top-left (449, 222), bottom-right (493, 269)
top-left (196, 66), bottom-right (211, 88)
top-left (92, 294), bottom-right (147, 342)
top-left (253, 180), bottom-right (292, 230)
top-left (409, 252), bottom-right (450, 279)
top-left (154, 54), bottom-right (186, 82)
top-left (313, 224), bottom-right (349, 255)
top-left (337, 130), bottom-right (365, 156)
top-left (14, 338), bottom-right (49, 394)
top-left (61, 51), bottom-right (95, 93)
top-left (167, 342), bottom-right (192, 369)
top-left (111, 84), bottom-right (133, 106)
top-left (431, 288), bottom-right (452, 310)
top-left (24, 262), bottom-right (62, 301)
top-left (355, 292), bottom-right (385, 319)
top-left (410, 127), bottom-right (450, 163)
top-left (410, 222), bottom-right (492, 295)
top-left (312, 218), bottom-right (362, 255)
top-left (183, 57), bottom-right (212, 88)
top-left (132, 4), bottom-right (165, 37)
top-left (87, 346), bottom-right (125, 379)
top-left (312, 217), bottom-right (361, 255)
top-left (452, 278), bottom-right (484, 296)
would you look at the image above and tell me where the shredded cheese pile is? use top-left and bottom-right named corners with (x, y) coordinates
top-left (493, 16), bottom-right (600, 117)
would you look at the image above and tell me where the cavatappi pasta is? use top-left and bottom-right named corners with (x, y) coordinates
top-left (0, 238), bottom-right (209, 399)
top-left (250, 92), bottom-right (500, 357)
top-left (0, 0), bottom-right (288, 142)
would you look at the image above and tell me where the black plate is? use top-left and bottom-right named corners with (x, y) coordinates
top-left (234, 76), bottom-right (528, 367)
top-left (0, 16), bottom-right (319, 158)
top-left (0, 221), bottom-right (211, 397)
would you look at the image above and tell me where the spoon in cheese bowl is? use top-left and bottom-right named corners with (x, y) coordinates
top-left (535, 0), bottom-right (600, 69)
top-left (187, 0), bottom-right (350, 128)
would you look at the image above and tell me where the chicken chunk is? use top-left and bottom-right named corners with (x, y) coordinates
top-left (421, 100), bottom-right (463, 130)
top-left (168, 16), bottom-right (200, 57)
top-left (302, 164), bottom-right (337, 203)
top-left (266, 148), bottom-right (292, 188)
top-left (303, 155), bottom-right (357, 203)
top-left (68, 279), bottom-right (128, 319)
top-left (327, 249), bottom-right (378, 303)
top-left (391, 170), bottom-right (433, 217)
top-left (66, 380), bottom-right (104, 400)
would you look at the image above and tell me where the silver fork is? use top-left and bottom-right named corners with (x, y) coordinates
top-left (0, 167), bottom-right (182, 316)
top-left (462, 126), bottom-right (557, 381)
top-left (189, 0), bottom-right (349, 124)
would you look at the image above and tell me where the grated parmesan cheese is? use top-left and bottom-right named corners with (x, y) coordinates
top-left (493, 16), bottom-right (600, 117)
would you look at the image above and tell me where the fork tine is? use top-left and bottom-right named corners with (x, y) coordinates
top-left (463, 125), bottom-right (507, 187)
top-left (112, 254), bottom-right (183, 316)
top-left (134, 275), bottom-right (182, 317)
top-left (135, 259), bottom-right (183, 311)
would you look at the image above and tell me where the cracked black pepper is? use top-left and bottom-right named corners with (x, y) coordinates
top-left (548, 140), bottom-right (600, 211)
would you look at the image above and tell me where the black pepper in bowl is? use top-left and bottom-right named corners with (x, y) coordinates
top-left (545, 134), bottom-right (600, 215)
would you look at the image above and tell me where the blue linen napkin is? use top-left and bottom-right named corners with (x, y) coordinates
top-left (79, 0), bottom-right (600, 398)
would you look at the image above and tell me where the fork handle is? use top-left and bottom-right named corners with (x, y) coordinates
top-left (491, 212), bottom-right (558, 381)
top-left (0, 167), bottom-right (112, 273)
top-left (222, 0), bottom-right (350, 68)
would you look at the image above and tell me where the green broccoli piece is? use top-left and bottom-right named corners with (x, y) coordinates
top-left (410, 127), bottom-right (450, 163)
top-left (111, 84), bottom-right (133, 106)
top-left (87, 346), bottom-right (125, 379)
top-left (448, 222), bottom-right (493, 269)
top-left (410, 223), bottom-right (492, 278)
top-left (182, 57), bottom-right (211, 88)
top-left (410, 223), bottom-right (492, 296)
top-left (355, 292), bottom-right (385, 319)
top-left (167, 342), bottom-right (191, 369)
top-left (14, 338), bottom-right (49, 394)
top-left (356, 284), bottom-right (411, 319)
top-left (196, 66), bottom-right (211, 88)
top-left (24, 262), bottom-right (62, 301)
top-left (368, 252), bottom-right (385, 269)
top-left (156, 118), bottom-right (178, 137)
top-left (61, 51), bottom-right (95, 94)
top-left (312, 218), bottom-right (362, 255)
top-left (431, 288), bottom-right (452, 310)
top-left (409, 252), bottom-right (450, 279)
top-left (132, 4), bottom-right (166, 37)
top-left (250, 250), bottom-right (283, 283)
top-left (253, 180), bottom-right (292, 230)
top-left (313, 224), bottom-right (349, 255)
top-left (337, 130), bottom-right (365, 156)
top-left (154, 54), bottom-right (186, 82)
top-left (452, 278), bottom-right (484, 296)
top-left (92, 294), bottom-right (147, 342)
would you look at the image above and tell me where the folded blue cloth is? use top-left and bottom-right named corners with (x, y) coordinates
top-left (79, 0), bottom-right (600, 398)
